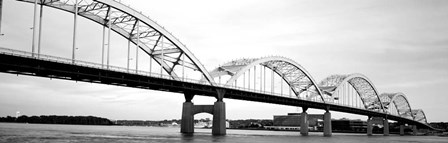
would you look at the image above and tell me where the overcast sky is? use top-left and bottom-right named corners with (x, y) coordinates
top-left (0, 0), bottom-right (447, 122)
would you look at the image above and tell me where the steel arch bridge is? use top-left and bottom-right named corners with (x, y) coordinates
top-left (16, 0), bottom-right (216, 85)
top-left (0, 0), bottom-right (439, 136)
top-left (207, 56), bottom-right (326, 102)
top-left (318, 74), bottom-right (386, 113)
top-left (412, 109), bottom-right (428, 123)
top-left (380, 93), bottom-right (414, 120)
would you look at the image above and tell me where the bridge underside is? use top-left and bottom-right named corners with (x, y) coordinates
top-left (0, 53), bottom-right (432, 129)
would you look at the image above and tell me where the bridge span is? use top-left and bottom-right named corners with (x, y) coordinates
top-left (0, 0), bottom-right (439, 136)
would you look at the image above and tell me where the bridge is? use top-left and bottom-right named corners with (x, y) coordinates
top-left (0, 0), bottom-right (439, 136)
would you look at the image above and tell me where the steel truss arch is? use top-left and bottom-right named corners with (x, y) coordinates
top-left (319, 73), bottom-right (386, 112)
top-left (17, 0), bottom-right (216, 85)
top-left (208, 56), bottom-right (326, 102)
top-left (412, 109), bottom-right (428, 124)
top-left (380, 92), bottom-right (413, 119)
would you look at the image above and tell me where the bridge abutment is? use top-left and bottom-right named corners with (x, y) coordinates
top-left (300, 107), bottom-right (309, 136)
top-left (323, 109), bottom-right (332, 137)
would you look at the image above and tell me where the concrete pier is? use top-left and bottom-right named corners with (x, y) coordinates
top-left (323, 110), bottom-right (332, 137)
top-left (399, 124), bottom-right (404, 136)
top-left (181, 90), bottom-right (227, 135)
top-left (367, 116), bottom-right (372, 136)
top-left (212, 101), bottom-right (226, 135)
top-left (181, 93), bottom-right (195, 134)
top-left (300, 107), bottom-right (309, 136)
top-left (181, 102), bottom-right (194, 134)
top-left (383, 118), bottom-right (389, 136)
top-left (412, 125), bottom-right (418, 135)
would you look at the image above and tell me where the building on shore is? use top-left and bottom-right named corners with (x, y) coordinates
top-left (194, 120), bottom-right (230, 128)
top-left (331, 119), bottom-right (366, 132)
top-left (267, 113), bottom-right (321, 131)
top-left (266, 113), bottom-right (369, 132)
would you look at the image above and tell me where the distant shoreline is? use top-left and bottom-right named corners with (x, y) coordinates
top-left (0, 115), bottom-right (114, 126)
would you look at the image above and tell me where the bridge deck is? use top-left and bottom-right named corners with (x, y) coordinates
top-left (0, 52), bottom-right (433, 129)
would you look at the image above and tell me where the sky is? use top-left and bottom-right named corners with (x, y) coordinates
top-left (0, 0), bottom-right (447, 122)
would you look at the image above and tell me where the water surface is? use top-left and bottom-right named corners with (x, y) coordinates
top-left (0, 123), bottom-right (446, 143)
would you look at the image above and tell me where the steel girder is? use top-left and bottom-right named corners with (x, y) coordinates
top-left (380, 93), bottom-right (413, 120)
top-left (208, 56), bottom-right (326, 102)
top-left (412, 109), bottom-right (428, 124)
top-left (318, 74), bottom-right (386, 113)
top-left (16, 0), bottom-right (216, 85)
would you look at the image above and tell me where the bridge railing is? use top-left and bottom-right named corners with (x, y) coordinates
top-left (3, 48), bottom-right (428, 123)
top-left (0, 47), bottom-right (322, 99)
top-left (0, 47), bottom-right (379, 111)
top-left (0, 47), bottom-right (175, 79)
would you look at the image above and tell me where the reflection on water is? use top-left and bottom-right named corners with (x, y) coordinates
top-left (0, 123), bottom-right (446, 143)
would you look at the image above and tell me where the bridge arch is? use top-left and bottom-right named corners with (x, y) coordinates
top-left (380, 93), bottom-right (413, 119)
top-left (208, 56), bottom-right (326, 102)
top-left (6, 0), bottom-right (437, 132)
top-left (18, 0), bottom-right (216, 85)
top-left (318, 74), bottom-right (386, 112)
top-left (412, 109), bottom-right (428, 123)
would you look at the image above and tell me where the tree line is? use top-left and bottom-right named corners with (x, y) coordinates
top-left (0, 115), bottom-right (114, 125)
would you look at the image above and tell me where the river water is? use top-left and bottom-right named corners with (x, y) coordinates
top-left (0, 123), bottom-right (446, 143)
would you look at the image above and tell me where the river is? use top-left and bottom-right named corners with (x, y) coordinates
top-left (0, 123), bottom-right (446, 143)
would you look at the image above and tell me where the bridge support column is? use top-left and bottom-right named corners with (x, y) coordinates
top-left (383, 118), bottom-right (389, 136)
top-left (212, 89), bottom-right (226, 136)
top-left (367, 116), bottom-right (373, 136)
top-left (300, 107), bottom-right (309, 136)
top-left (323, 109), bottom-right (332, 137)
top-left (412, 125), bottom-right (418, 135)
top-left (212, 101), bottom-right (226, 135)
top-left (399, 124), bottom-right (404, 136)
top-left (180, 90), bottom-right (227, 136)
top-left (181, 93), bottom-right (195, 134)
